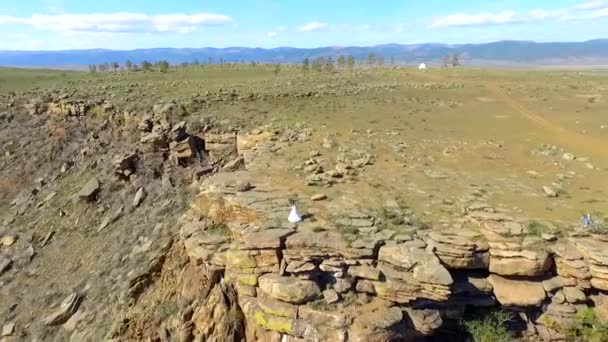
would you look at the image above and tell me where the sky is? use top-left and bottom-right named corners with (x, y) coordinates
top-left (1, 0), bottom-right (608, 50)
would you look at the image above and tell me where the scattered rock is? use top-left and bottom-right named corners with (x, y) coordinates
top-left (542, 233), bottom-right (557, 241)
top-left (1, 235), bottom-right (16, 246)
top-left (12, 245), bottom-right (35, 267)
top-left (424, 169), bottom-right (449, 180)
top-left (563, 287), bottom-right (586, 303)
top-left (0, 255), bottom-right (12, 274)
top-left (235, 181), bottom-right (253, 192)
top-left (562, 153), bottom-right (575, 161)
top-left (44, 292), bottom-right (82, 326)
top-left (133, 187), bottom-right (146, 207)
top-left (323, 289), bottom-right (339, 304)
top-left (223, 157), bottom-right (245, 172)
top-left (2, 322), bottom-right (15, 337)
top-left (40, 231), bottom-right (55, 247)
top-left (542, 186), bottom-right (558, 198)
top-left (310, 194), bottom-right (327, 201)
top-left (76, 177), bottom-right (100, 201)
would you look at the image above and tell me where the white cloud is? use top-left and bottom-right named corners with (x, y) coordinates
top-left (430, 11), bottom-right (518, 27)
top-left (529, 9), bottom-right (566, 20)
top-left (297, 22), bottom-right (328, 32)
top-left (582, 7), bottom-right (608, 18)
top-left (431, 1), bottom-right (608, 28)
top-left (0, 12), bottom-right (233, 34)
top-left (574, 1), bottom-right (608, 10)
top-left (266, 25), bottom-right (287, 38)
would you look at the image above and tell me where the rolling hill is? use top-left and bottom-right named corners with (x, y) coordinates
top-left (1, 39), bottom-right (608, 67)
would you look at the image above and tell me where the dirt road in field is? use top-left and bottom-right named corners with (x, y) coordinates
top-left (486, 82), bottom-right (608, 161)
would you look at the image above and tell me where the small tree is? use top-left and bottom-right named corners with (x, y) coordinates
top-left (192, 59), bottom-right (200, 66)
top-left (377, 56), bottom-right (385, 66)
top-left (337, 55), bottom-right (346, 68)
top-left (312, 57), bottom-right (323, 72)
top-left (325, 57), bottom-right (335, 73)
top-left (157, 60), bottom-right (170, 72)
top-left (367, 53), bottom-right (376, 66)
top-left (347, 55), bottom-right (356, 69)
top-left (273, 64), bottom-right (281, 76)
top-left (125, 60), bottom-right (133, 71)
top-left (442, 55), bottom-right (451, 68)
top-left (88, 64), bottom-right (97, 73)
top-left (141, 60), bottom-right (152, 72)
top-left (111, 62), bottom-right (119, 72)
top-left (302, 57), bottom-right (310, 71)
top-left (451, 53), bottom-right (461, 68)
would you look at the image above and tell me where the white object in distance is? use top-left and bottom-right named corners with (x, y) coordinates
top-left (418, 63), bottom-right (427, 70)
top-left (288, 204), bottom-right (303, 223)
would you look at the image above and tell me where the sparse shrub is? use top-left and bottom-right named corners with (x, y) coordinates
top-left (158, 301), bottom-right (178, 321)
top-left (527, 220), bottom-right (546, 236)
top-left (463, 310), bottom-right (513, 342)
top-left (206, 223), bottom-right (230, 237)
top-left (567, 308), bottom-right (608, 341)
top-left (544, 308), bottom-right (608, 342)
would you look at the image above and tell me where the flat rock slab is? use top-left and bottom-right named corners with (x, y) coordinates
top-left (488, 275), bottom-right (546, 306)
top-left (258, 274), bottom-right (320, 304)
top-left (378, 244), bottom-right (453, 286)
top-left (236, 228), bottom-right (295, 250)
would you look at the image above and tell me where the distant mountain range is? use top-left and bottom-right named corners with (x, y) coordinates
top-left (1, 40), bottom-right (608, 68)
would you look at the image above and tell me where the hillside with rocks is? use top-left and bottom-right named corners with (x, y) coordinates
top-left (0, 65), bottom-right (607, 341)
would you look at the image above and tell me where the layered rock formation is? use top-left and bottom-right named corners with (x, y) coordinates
top-left (176, 166), bottom-right (608, 341)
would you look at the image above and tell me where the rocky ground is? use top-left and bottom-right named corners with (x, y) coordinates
top-left (0, 66), bottom-right (607, 341)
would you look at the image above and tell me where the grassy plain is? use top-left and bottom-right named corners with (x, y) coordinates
top-left (2, 65), bottom-right (607, 227)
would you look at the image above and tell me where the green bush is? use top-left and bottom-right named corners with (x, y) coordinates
top-left (527, 220), bottom-right (546, 236)
top-left (565, 308), bottom-right (608, 342)
top-left (463, 311), bottom-right (512, 342)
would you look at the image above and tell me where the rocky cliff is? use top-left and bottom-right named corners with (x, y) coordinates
top-left (172, 136), bottom-right (608, 341)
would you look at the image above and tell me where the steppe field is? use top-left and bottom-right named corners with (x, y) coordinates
top-left (4, 65), bottom-right (605, 222)
top-left (0, 65), bottom-right (607, 341)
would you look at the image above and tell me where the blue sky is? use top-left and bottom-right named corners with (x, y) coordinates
top-left (1, 0), bottom-right (608, 50)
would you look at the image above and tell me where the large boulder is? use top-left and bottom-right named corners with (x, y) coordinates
top-left (488, 275), bottom-right (546, 306)
top-left (489, 249), bottom-right (552, 276)
top-left (258, 274), bottom-right (320, 304)
top-left (427, 231), bottom-right (489, 270)
top-left (378, 244), bottom-right (453, 286)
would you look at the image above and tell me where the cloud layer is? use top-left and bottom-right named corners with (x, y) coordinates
top-left (0, 12), bottom-right (233, 33)
top-left (431, 1), bottom-right (608, 27)
top-left (297, 22), bottom-right (328, 32)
